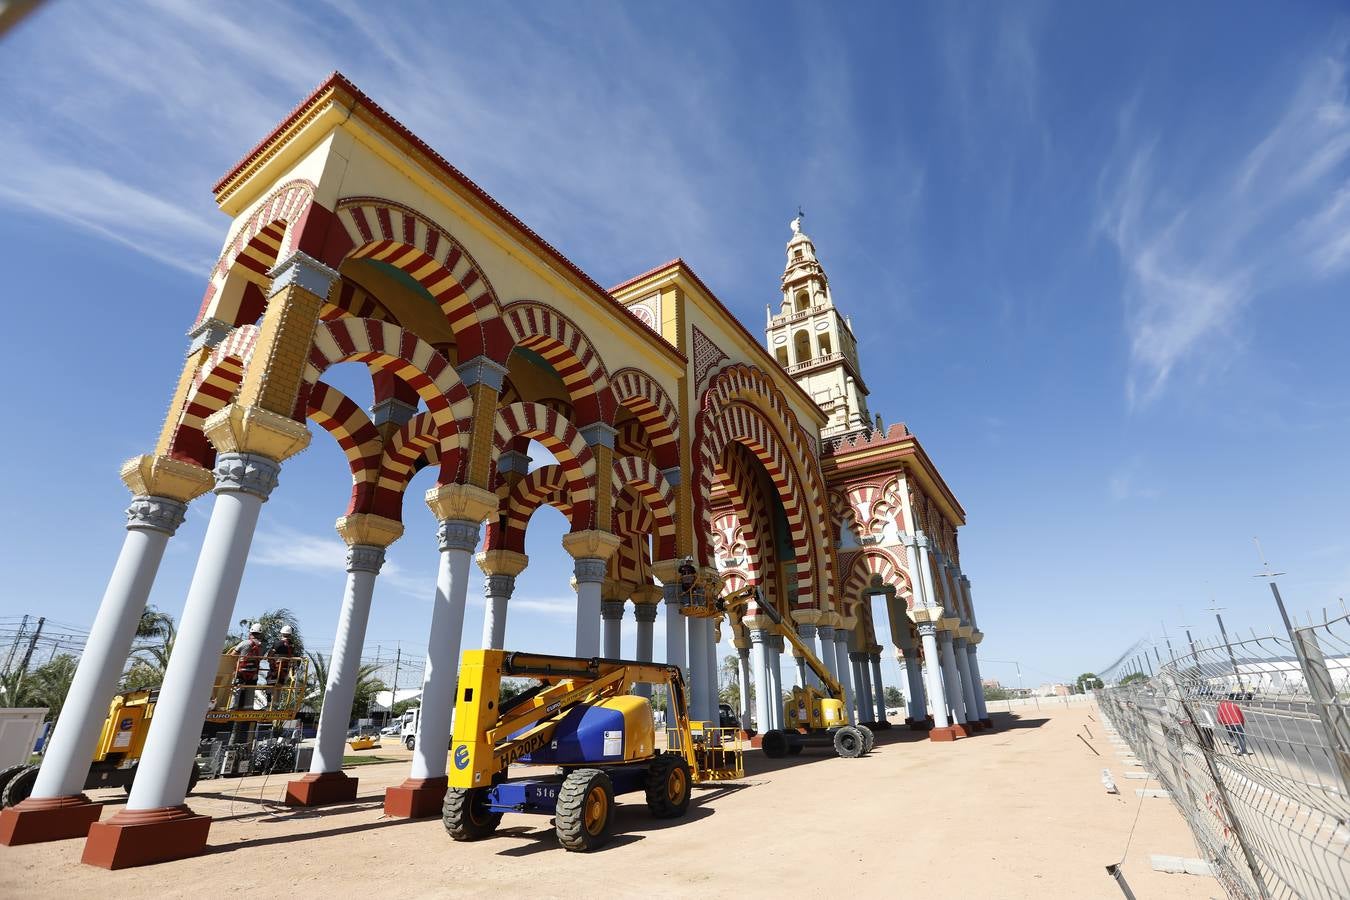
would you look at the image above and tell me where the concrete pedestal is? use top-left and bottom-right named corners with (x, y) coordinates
top-left (384, 776), bottom-right (448, 819)
top-left (81, 805), bottom-right (211, 869)
top-left (285, 771), bottom-right (358, 807)
top-left (929, 725), bottom-right (964, 742)
top-left (0, 795), bottom-right (103, 845)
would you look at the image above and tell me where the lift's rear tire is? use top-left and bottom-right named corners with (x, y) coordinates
top-left (644, 754), bottom-right (691, 819)
top-left (443, 786), bottom-right (502, 841)
top-left (556, 768), bottom-right (614, 851)
top-left (834, 725), bottom-right (865, 759)
top-left (1, 765), bottom-right (38, 808)
top-left (0, 765), bottom-right (27, 808)
top-left (761, 730), bottom-right (788, 759)
top-left (857, 724), bottom-right (875, 755)
top-left (787, 740), bottom-right (804, 755)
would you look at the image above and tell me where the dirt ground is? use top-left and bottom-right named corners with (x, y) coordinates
top-left (1, 702), bottom-right (1217, 899)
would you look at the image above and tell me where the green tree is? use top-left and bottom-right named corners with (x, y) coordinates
top-left (305, 651), bottom-right (385, 722)
top-left (1119, 672), bottom-right (1148, 686)
top-left (123, 605), bottom-right (177, 689)
top-left (1075, 672), bottom-right (1104, 693)
top-left (1, 654), bottom-right (79, 724)
top-left (984, 685), bottom-right (1011, 701)
top-left (883, 685), bottom-right (904, 707)
top-left (225, 608), bottom-right (305, 653)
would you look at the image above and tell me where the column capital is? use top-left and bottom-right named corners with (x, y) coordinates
top-left (659, 466), bottom-right (682, 487)
top-left (650, 559), bottom-right (682, 584)
top-left (817, 624), bottom-right (836, 639)
top-left (120, 454), bottom-right (214, 503)
top-left (838, 615), bottom-right (858, 632)
top-left (632, 602), bottom-right (659, 623)
top-left (436, 518), bottom-right (482, 553)
top-left (346, 544), bottom-right (386, 574)
top-left (561, 529), bottom-right (622, 561)
top-left (579, 422), bottom-right (618, 449)
top-left (832, 626), bottom-right (853, 644)
top-left (630, 583), bottom-right (663, 605)
top-left (455, 355), bottom-right (509, 390)
top-left (748, 625), bottom-right (772, 643)
top-left (475, 548), bottom-right (529, 577)
top-left (601, 599), bottom-right (626, 620)
top-left (186, 316), bottom-right (232, 354)
top-left (968, 629), bottom-right (985, 646)
top-left (268, 250), bottom-right (340, 298)
top-left (484, 572), bottom-right (516, 596)
top-left (917, 621), bottom-right (938, 638)
top-left (125, 495), bottom-right (188, 535)
top-left (335, 513), bottom-right (404, 549)
top-left (426, 483), bottom-right (498, 523)
top-left (370, 397), bottom-right (418, 429)
top-left (793, 609), bottom-right (824, 628)
top-left (495, 449), bottom-right (531, 476)
top-left (573, 557), bottom-right (608, 584)
top-left (211, 452), bottom-right (281, 500)
top-left (848, 650), bottom-right (869, 663)
top-left (742, 615), bottom-right (774, 632)
top-left (204, 403), bottom-right (311, 462)
top-left (899, 531), bottom-right (917, 548)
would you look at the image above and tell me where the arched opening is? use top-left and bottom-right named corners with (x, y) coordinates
top-left (792, 331), bottom-right (811, 364)
top-left (818, 332), bottom-right (832, 357)
top-left (794, 290), bottom-right (809, 312)
top-left (775, 346), bottom-right (789, 367)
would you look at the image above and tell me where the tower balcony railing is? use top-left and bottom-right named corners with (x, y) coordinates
top-left (786, 351), bottom-right (843, 374)
top-left (770, 308), bottom-right (820, 327)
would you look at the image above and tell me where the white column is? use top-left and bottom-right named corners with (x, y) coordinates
top-left (750, 629), bottom-right (772, 731)
top-left (869, 653), bottom-right (888, 722)
top-left (128, 453), bottom-right (279, 811)
top-left (480, 573), bottom-right (514, 650)
top-left (408, 518), bottom-right (478, 782)
top-left (573, 558), bottom-right (605, 657)
top-left (817, 624), bottom-right (838, 679)
top-left (832, 630), bottom-right (856, 724)
top-left (736, 647), bottom-right (753, 729)
top-left (967, 644), bottom-right (990, 722)
top-left (662, 582), bottom-right (686, 674)
top-left (768, 635), bottom-right (785, 729)
top-left (954, 636), bottom-right (980, 726)
top-left (32, 495), bottom-right (188, 799)
top-left (703, 619), bottom-right (719, 724)
top-left (601, 600), bottom-right (624, 658)
top-left (796, 623), bottom-right (818, 688)
top-left (852, 652), bottom-right (872, 723)
top-left (311, 544), bottom-right (384, 774)
top-left (632, 602), bottom-right (657, 698)
top-left (918, 623), bottom-right (949, 729)
top-left (686, 614), bottom-right (709, 722)
top-left (896, 629), bottom-right (928, 722)
top-left (938, 630), bottom-right (968, 725)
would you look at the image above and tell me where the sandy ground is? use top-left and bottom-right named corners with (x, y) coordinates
top-left (1, 703), bottom-right (1217, 899)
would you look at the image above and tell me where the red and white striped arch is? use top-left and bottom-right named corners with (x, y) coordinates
top-left (492, 464), bottom-right (578, 552)
top-left (196, 179), bottom-right (316, 325)
top-left (610, 367), bottom-right (679, 470)
top-left (335, 198), bottom-right (508, 362)
top-left (167, 324), bottom-right (261, 465)
top-left (305, 382), bottom-right (383, 514)
top-left (610, 455), bottom-right (676, 561)
top-left (366, 411), bottom-right (464, 520)
top-left (491, 402), bottom-right (596, 529)
top-left (321, 278), bottom-right (400, 326)
top-left (503, 302), bottom-right (615, 427)
top-left (840, 547), bottom-right (913, 611)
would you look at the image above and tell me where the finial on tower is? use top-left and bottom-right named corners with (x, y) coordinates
top-left (790, 205), bottom-right (804, 235)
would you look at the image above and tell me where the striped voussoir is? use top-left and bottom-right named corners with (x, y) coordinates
top-left (840, 547), bottom-right (912, 609)
top-left (306, 382), bottom-right (383, 511)
top-left (336, 198), bottom-right (504, 362)
top-left (712, 452), bottom-right (771, 607)
top-left (610, 497), bottom-right (655, 586)
top-left (196, 179), bottom-right (315, 322)
top-left (503, 302), bottom-right (615, 426)
top-left (301, 318), bottom-right (472, 443)
top-left (168, 324), bottom-right (260, 464)
top-left (492, 402), bottom-right (595, 528)
top-left (498, 464), bottom-right (576, 552)
top-left (614, 419), bottom-right (652, 461)
top-left (610, 455), bottom-right (676, 560)
top-left (610, 367), bottom-right (679, 468)
top-left (366, 411), bottom-right (467, 519)
top-left (321, 278), bottom-right (400, 325)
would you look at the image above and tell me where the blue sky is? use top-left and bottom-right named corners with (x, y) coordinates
top-left (1, 2), bottom-right (1348, 691)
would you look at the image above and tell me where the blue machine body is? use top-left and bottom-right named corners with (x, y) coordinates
top-left (516, 702), bottom-right (628, 765)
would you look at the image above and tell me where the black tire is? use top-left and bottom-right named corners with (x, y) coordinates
top-left (761, 730), bottom-right (788, 759)
top-left (404, 735), bottom-right (415, 751)
top-left (858, 724), bottom-right (875, 755)
top-left (442, 787), bottom-right (502, 841)
top-left (0, 765), bottom-right (27, 807)
top-left (1, 765), bottom-right (38, 808)
top-left (787, 740), bottom-right (803, 755)
top-left (555, 768), bottom-right (614, 852)
top-left (834, 725), bottom-right (864, 758)
top-left (644, 754), bottom-right (691, 819)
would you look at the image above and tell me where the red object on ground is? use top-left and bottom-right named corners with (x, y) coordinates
top-left (1216, 700), bottom-right (1245, 725)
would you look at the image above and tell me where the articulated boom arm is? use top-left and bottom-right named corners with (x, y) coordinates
top-left (721, 586), bottom-right (846, 700)
top-left (450, 651), bottom-right (697, 790)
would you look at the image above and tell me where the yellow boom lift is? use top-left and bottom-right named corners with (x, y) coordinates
top-left (444, 650), bottom-right (741, 852)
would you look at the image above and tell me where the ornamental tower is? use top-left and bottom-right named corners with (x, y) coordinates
top-left (765, 214), bottom-right (872, 439)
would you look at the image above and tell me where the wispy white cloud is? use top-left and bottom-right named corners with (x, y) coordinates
top-left (1099, 43), bottom-right (1350, 408)
top-left (252, 524), bottom-right (426, 598)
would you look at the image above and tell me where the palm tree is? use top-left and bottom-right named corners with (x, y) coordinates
top-left (131, 605), bottom-right (177, 670)
top-left (225, 608), bottom-right (304, 653)
top-left (0, 655), bottom-right (79, 723)
top-left (305, 651), bottom-right (386, 722)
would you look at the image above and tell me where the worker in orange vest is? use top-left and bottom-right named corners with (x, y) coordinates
top-left (1216, 695), bottom-right (1248, 755)
top-left (229, 623), bottom-right (265, 710)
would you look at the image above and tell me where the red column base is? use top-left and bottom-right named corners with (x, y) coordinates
top-left (0, 795), bottom-right (103, 845)
top-left (951, 722), bottom-right (971, 737)
top-left (929, 725), bottom-right (964, 742)
top-left (81, 805), bottom-right (211, 869)
top-left (285, 771), bottom-right (359, 807)
top-left (384, 776), bottom-right (447, 819)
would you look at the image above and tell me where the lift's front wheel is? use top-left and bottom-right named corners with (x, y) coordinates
top-left (761, 730), bottom-right (788, 759)
top-left (833, 725), bottom-right (865, 759)
top-left (0, 765), bottom-right (38, 808)
top-left (556, 768), bottom-right (614, 851)
top-left (443, 786), bottom-right (502, 841)
top-left (857, 724), bottom-right (875, 755)
top-left (644, 754), bottom-right (691, 819)
top-left (0, 765), bottom-right (27, 808)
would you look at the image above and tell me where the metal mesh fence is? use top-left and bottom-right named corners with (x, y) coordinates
top-left (1098, 612), bottom-right (1350, 899)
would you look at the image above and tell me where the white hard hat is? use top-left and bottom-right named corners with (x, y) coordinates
top-left (279, 625), bottom-right (294, 636)
top-left (249, 622), bottom-right (263, 633)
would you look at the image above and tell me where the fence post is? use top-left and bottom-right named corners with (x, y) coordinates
top-left (1291, 627), bottom-right (1350, 797)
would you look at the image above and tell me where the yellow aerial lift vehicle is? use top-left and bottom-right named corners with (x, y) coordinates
top-left (716, 585), bottom-right (874, 759)
top-left (443, 650), bottom-right (742, 852)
